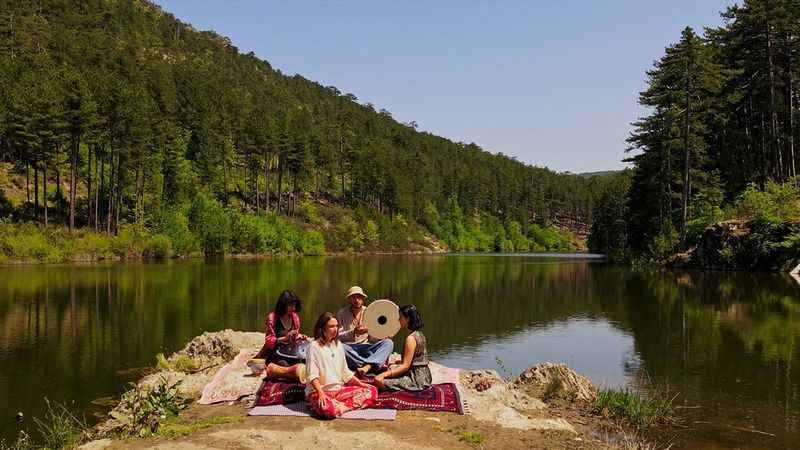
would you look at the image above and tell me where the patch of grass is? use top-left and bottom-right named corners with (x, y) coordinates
top-left (156, 415), bottom-right (243, 438)
top-left (33, 398), bottom-right (86, 449)
top-left (457, 431), bottom-right (486, 446)
top-left (172, 354), bottom-right (198, 373)
top-left (155, 353), bottom-right (171, 371)
top-left (153, 352), bottom-right (199, 372)
top-left (593, 387), bottom-right (676, 429)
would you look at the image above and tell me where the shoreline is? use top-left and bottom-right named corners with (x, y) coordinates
top-left (0, 250), bottom-right (607, 267)
top-left (69, 330), bottom-right (664, 450)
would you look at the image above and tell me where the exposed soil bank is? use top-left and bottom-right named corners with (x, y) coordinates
top-left (669, 219), bottom-right (800, 272)
top-left (80, 331), bottom-right (647, 449)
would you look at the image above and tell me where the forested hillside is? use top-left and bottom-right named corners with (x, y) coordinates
top-left (590, 0), bottom-right (800, 264)
top-left (0, 0), bottom-right (605, 260)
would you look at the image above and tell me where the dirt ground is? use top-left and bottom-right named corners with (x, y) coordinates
top-left (78, 331), bottom-right (631, 450)
top-left (84, 401), bottom-right (616, 450)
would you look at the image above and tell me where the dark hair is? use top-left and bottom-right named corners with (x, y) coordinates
top-left (313, 312), bottom-right (338, 343)
top-left (274, 290), bottom-right (302, 316)
top-left (399, 304), bottom-right (424, 331)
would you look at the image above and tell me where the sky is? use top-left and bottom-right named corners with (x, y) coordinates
top-left (157, 0), bottom-right (734, 173)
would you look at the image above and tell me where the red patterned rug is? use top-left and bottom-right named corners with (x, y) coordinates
top-left (254, 380), bottom-right (305, 406)
top-left (374, 383), bottom-right (464, 414)
top-left (254, 380), bottom-right (464, 415)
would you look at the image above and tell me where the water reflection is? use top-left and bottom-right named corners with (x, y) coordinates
top-left (0, 256), bottom-right (798, 449)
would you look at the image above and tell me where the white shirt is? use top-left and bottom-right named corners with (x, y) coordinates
top-left (305, 339), bottom-right (354, 396)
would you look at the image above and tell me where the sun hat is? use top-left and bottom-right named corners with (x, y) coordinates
top-left (346, 286), bottom-right (367, 299)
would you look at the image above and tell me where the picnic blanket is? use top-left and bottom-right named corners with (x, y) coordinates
top-left (198, 348), bottom-right (261, 405)
top-left (248, 402), bottom-right (397, 420)
top-left (253, 380), bottom-right (464, 414)
top-left (374, 383), bottom-right (464, 414)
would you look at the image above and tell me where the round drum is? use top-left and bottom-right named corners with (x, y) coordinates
top-left (363, 299), bottom-right (401, 340)
top-left (274, 340), bottom-right (310, 361)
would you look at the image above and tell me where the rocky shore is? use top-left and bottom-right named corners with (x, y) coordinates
top-left (78, 331), bottom-right (648, 450)
top-left (669, 219), bottom-right (800, 272)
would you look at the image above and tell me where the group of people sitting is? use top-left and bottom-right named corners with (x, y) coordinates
top-left (252, 286), bottom-right (431, 419)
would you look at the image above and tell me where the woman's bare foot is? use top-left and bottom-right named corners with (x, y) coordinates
top-left (356, 364), bottom-right (372, 376)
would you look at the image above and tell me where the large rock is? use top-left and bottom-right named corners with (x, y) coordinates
top-left (514, 362), bottom-right (596, 402)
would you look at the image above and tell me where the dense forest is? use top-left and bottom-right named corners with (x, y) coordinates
top-left (0, 0), bottom-right (606, 260)
top-left (589, 0), bottom-right (800, 262)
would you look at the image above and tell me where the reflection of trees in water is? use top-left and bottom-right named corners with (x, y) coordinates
top-left (613, 269), bottom-right (800, 446)
top-left (1, 258), bottom-right (799, 443)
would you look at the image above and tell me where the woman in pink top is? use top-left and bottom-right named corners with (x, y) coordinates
top-left (305, 312), bottom-right (377, 418)
top-left (255, 290), bottom-right (308, 382)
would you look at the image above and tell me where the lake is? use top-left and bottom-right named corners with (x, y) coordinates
top-left (0, 255), bottom-right (798, 449)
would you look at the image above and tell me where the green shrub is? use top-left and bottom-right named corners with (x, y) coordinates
top-left (300, 230), bottom-right (326, 255)
top-left (507, 220), bottom-right (530, 252)
top-left (111, 225), bottom-right (143, 258)
top-left (230, 213), bottom-right (261, 253)
top-left (0, 223), bottom-right (61, 262)
top-left (158, 211), bottom-right (197, 256)
top-left (113, 378), bottom-right (189, 437)
top-left (189, 192), bottom-right (231, 255)
top-left (647, 221), bottom-right (679, 261)
top-left (297, 199), bottom-right (320, 224)
top-left (144, 233), bottom-right (173, 259)
top-left (334, 216), bottom-right (363, 252)
top-left (363, 219), bottom-right (380, 245)
top-left (0, 190), bottom-right (13, 218)
top-left (735, 180), bottom-right (800, 224)
top-left (67, 231), bottom-right (113, 260)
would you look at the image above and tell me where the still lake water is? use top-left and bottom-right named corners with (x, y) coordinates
top-left (0, 255), bottom-right (798, 449)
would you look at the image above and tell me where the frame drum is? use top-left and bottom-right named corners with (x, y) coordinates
top-left (363, 299), bottom-right (400, 340)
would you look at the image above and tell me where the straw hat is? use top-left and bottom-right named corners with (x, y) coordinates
top-left (346, 286), bottom-right (367, 299)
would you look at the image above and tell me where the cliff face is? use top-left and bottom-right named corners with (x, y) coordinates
top-left (670, 220), bottom-right (800, 272)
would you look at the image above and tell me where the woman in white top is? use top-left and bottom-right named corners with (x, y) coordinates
top-left (305, 312), bottom-right (378, 418)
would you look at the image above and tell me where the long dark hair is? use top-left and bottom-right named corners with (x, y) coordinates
top-left (399, 304), bottom-right (424, 331)
top-left (274, 289), bottom-right (302, 316)
top-left (313, 312), bottom-right (338, 343)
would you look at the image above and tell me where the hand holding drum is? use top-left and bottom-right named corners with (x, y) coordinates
top-left (363, 299), bottom-right (401, 340)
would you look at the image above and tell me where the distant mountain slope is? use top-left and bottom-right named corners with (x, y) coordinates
top-left (0, 0), bottom-right (604, 244)
top-left (577, 170), bottom-right (621, 178)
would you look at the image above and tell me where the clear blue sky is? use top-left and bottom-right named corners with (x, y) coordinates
top-left (158, 1), bottom-right (734, 173)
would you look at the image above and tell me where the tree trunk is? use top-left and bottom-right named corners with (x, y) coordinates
top-left (761, 112), bottom-right (768, 189)
top-left (277, 155), bottom-right (283, 213)
top-left (115, 155), bottom-right (122, 234)
top-left (55, 147), bottom-right (61, 202)
top-left (69, 137), bottom-right (78, 231)
top-left (765, 6), bottom-right (784, 178)
top-left (87, 145), bottom-right (93, 226)
top-left (339, 134), bottom-right (346, 199)
top-left (107, 150), bottom-right (114, 234)
top-left (95, 150), bottom-right (101, 230)
top-left (784, 31), bottom-right (797, 179)
top-left (254, 156), bottom-right (260, 214)
top-left (264, 149), bottom-right (271, 212)
top-left (26, 162), bottom-right (30, 204)
top-left (223, 144), bottom-right (229, 207)
top-left (43, 157), bottom-right (48, 227)
top-left (34, 163), bottom-right (39, 218)
top-left (681, 60), bottom-right (692, 246)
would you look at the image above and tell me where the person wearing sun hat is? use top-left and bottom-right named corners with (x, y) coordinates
top-left (336, 285), bottom-right (394, 375)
